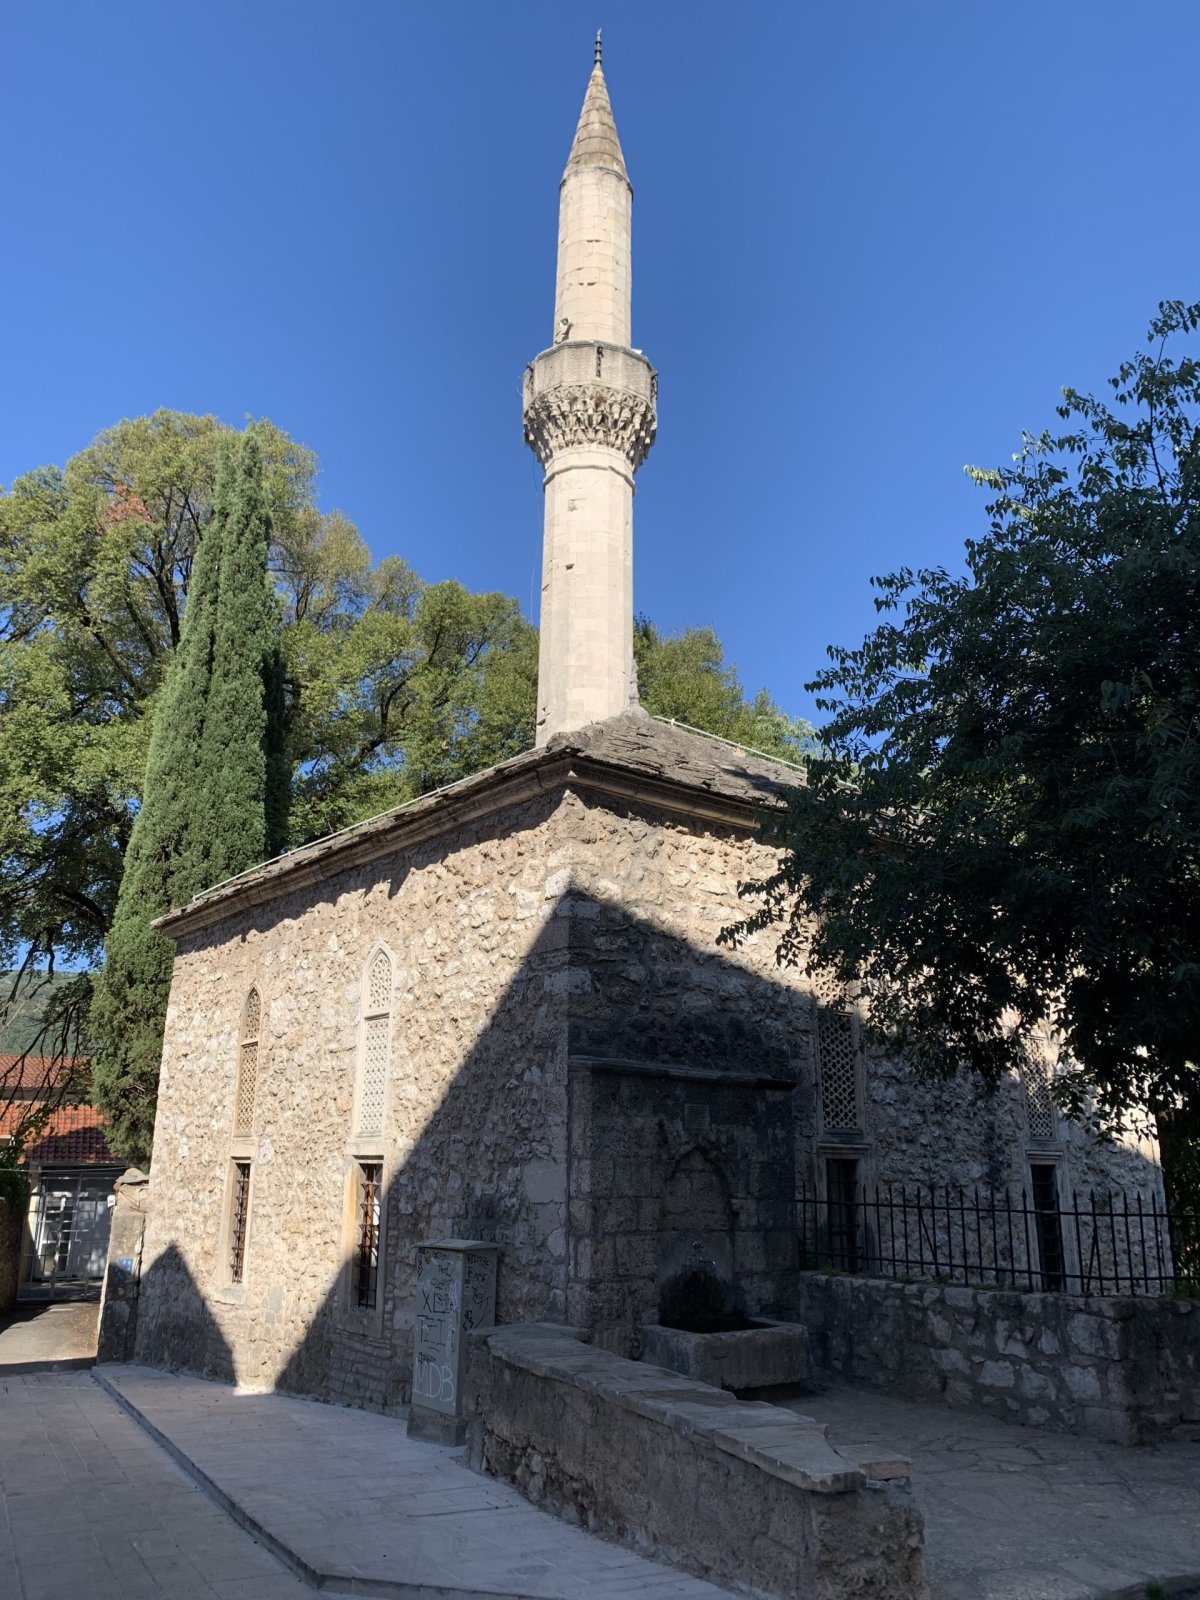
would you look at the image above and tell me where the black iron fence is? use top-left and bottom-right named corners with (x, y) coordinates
top-left (799, 1181), bottom-right (1199, 1297)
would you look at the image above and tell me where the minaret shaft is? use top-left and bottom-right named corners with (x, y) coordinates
top-left (554, 166), bottom-right (631, 347)
top-left (525, 54), bottom-right (656, 746)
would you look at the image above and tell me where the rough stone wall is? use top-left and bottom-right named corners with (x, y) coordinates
top-left (864, 1052), bottom-right (1163, 1206)
top-left (133, 764), bottom-right (1168, 1413)
top-left (795, 1271), bottom-right (1200, 1445)
top-left (464, 1323), bottom-right (929, 1600)
top-left (555, 791), bottom-right (812, 1347)
top-left (136, 790), bottom-right (574, 1408)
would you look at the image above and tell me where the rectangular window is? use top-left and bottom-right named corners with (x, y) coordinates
top-left (351, 1161), bottom-right (382, 1311)
top-left (228, 1161), bottom-right (252, 1284)
top-left (825, 1156), bottom-right (860, 1273)
top-left (1029, 1162), bottom-right (1065, 1291)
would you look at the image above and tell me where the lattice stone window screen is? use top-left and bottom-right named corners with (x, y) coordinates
top-left (367, 949), bottom-right (391, 1014)
top-left (817, 1008), bottom-right (861, 1132)
top-left (234, 989), bottom-right (260, 1137)
top-left (1023, 1059), bottom-right (1056, 1139)
top-left (357, 952), bottom-right (392, 1136)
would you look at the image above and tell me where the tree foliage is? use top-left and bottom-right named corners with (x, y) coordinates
top-left (0, 411), bottom-right (537, 992)
top-left (727, 302), bottom-right (1200, 1136)
top-left (2, 409), bottom-right (811, 1156)
top-left (90, 432), bottom-right (289, 1160)
top-left (634, 617), bottom-right (816, 765)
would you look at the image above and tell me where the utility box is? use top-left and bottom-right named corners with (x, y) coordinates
top-left (407, 1239), bottom-right (499, 1444)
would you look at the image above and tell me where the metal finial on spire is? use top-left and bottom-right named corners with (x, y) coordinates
top-left (594, 29), bottom-right (602, 67)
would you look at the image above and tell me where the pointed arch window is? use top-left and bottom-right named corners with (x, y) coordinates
top-left (356, 950), bottom-right (392, 1137)
top-left (234, 988), bottom-right (261, 1137)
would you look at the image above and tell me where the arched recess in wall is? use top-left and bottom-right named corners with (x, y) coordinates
top-left (354, 944), bottom-right (395, 1138)
top-left (233, 986), bottom-right (262, 1137)
top-left (657, 1146), bottom-right (735, 1299)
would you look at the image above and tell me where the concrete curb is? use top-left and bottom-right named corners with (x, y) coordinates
top-left (92, 1369), bottom-right (544, 1600)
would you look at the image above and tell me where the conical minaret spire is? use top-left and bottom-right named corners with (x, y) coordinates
top-left (524, 43), bottom-right (657, 745)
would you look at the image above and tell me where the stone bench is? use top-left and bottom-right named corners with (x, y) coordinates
top-left (464, 1323), bottom-right (928, 1600)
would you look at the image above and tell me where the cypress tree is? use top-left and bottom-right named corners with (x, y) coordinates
top-left (91, 432), bottom-right (288, 1162)
top-left (197, 431), bottom-right (289, 880)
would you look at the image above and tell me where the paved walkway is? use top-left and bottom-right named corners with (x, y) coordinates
top-left (9, 1362), bottom-right (1198, 1600)
top-left (98, 1365), bottom-right (734, 1599)
top-left (784, 1385), bottom-right (1200, 1600)
top-left (0, 1370), bottom-right (313, 1600)
top-left (0, 1296), bottom-right (98, 1371)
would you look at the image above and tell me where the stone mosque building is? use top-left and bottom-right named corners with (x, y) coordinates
top-left (129, 46), bottom-right (1163, 1407)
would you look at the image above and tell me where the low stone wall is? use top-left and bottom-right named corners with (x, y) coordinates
top-left (0, 1193), bottom-right (23, 1313)
top-left (794, 1271), bottom-right (1200, 1445)
top-left (464, 1322), bottom-right (928, 1600)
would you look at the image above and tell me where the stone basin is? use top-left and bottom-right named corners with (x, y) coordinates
top-left (640, 1317), bottom-right (810, 1392)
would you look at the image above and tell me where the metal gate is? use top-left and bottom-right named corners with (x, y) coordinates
top-left (27, 1169), bottom-right (119, 1287)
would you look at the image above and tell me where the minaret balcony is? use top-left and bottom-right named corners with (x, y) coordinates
top-left (523, 342), bottom-right (657, 473)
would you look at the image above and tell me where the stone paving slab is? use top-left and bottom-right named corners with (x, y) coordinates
top-left (99, 1365), bottom-right (737, 1599)
top-left (785, 1384), bottom-right (1200, 1600)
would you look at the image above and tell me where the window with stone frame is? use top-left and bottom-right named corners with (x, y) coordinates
top-left (233, 987), bottom-right (261, 1137)
top-left (227, 1159), bottom-right (252, 1284)
top-left (356, 950), bottom-right (392, 1137)
top-left (350, 1159), bottom-right (383, 1311)
top-left (811, 964), bottom-right (863, 1133)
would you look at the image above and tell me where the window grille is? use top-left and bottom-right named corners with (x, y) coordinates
top-left (234, 989), bottom-right (260, 1136)
top-left (1029, 1162), bottom-right (1066, 1290)
top-left (1023, 1058), bottom-right (1056, 1139)
top-left (352, 1161), bottom-right (382, 1310)
top-left (818, 1008), bottom-right (860, 1131)
top-left (825, 1157), bottom-right (861, 1272)
top-left (357, 951), bottom-right (392, 1136)
top-left (229, 1161), bottom-right (251, 1283)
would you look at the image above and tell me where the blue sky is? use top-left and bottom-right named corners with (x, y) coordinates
top-left (3, 2), bottom-right (1196, 726)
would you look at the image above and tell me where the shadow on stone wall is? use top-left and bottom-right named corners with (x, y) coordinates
top-left (133, 1243), bottom-right (235, 1382)
top-left (129, 841), bottom-right (1171, 1415)
top-left (261, 884), bottom-right (807, 1408)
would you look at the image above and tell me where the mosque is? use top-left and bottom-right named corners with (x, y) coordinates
top-left (128, 44), bottom-right (1161, 1407)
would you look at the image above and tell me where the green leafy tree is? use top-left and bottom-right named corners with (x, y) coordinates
top-left (2, 409), bottom-right (813, 1158)
top-left (635, 618), bottom-right (816, 765)
top-left (90, 432), bottom-right (288, 1160)
top-left (727, 302), bottom-right (1200, 1157)
top-left (0, 410), bottom-right (535, 990)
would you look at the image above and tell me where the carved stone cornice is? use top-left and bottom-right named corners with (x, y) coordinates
top-left (524, 382), bottom-right (657, 471)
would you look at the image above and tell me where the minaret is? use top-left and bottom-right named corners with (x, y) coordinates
top-left (524, 34), bottom-right (657, 745)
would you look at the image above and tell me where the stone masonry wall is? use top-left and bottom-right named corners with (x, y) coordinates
top-left (795, 1271), bottom-right (1200, 1445)
top-left (557, 791), bottom-right (813, 1347)
top-left (134, 756), bottom-right (1167, 1415)
top-left (464, 1323), bottom-right (929, 1600)
top-left (136, 789), bottom-right (574, 1409)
